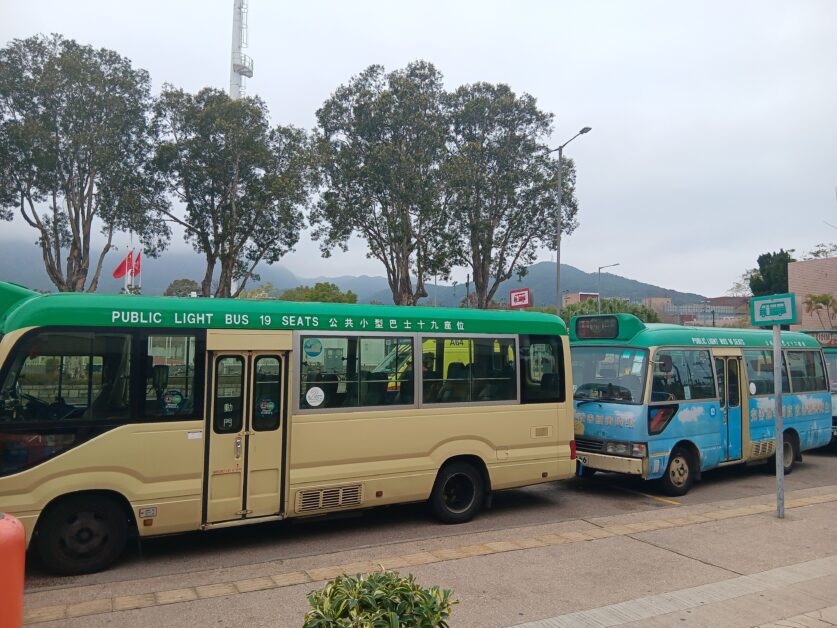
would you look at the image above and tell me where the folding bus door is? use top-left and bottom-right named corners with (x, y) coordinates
top-left (715, 357), bottom-right (743, 461)
top-left (205, 351), bottom-right (286, 524)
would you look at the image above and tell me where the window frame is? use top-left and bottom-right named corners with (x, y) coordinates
top-left (648, 346), bottom-right (719, 405)
top-left (294, 331), bottom-right (420, 414)
top-left (786, 349), bottom-right (829, 394)
top-left (743, 348), bottom-right (790, 397)
top-left (419, 333), bottom-right (520, 407)
top-left (0, 326), bottom-right (207, 433)
top-left (292, 331), bottom-right (523, 414)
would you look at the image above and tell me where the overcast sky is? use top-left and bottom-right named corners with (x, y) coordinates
top-left (2, 0), bottom-right (836, 296)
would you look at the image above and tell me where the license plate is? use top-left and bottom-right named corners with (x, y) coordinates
top-left (577, 454), bottom-right (589, 465)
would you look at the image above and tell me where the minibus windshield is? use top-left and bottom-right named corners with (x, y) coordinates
top-left (571, 346), bottom-right (648, 404)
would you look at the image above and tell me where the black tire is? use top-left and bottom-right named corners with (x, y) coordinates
top-left (659, 447), bottom-right (695, 496)
top-left (35, 494), bottom-right (129, 575)
top-left (768, 434), bottom-right (799, 475)
top-left (430, 462), bottom-right (485, 524)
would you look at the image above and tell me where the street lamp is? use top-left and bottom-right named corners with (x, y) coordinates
top-left (597, 262), bottom-right (619, 313)
top-left (546, 126), bottom-right (592, 314)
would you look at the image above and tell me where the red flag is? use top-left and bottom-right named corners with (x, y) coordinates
top-left (112, 252), bottom-right (130, 279)
top-left (132, 252), bottom-right (142, 277)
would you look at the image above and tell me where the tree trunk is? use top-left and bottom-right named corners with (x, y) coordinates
top-left (201, 255), bottom-right (216, 297)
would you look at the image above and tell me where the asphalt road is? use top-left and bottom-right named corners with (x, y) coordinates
top-left (25, 441), bottom-right (837, 593)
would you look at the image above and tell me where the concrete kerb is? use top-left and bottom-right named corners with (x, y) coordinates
top-left (23, 485), bottom-right (837, 625)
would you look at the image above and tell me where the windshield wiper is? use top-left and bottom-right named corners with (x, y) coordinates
top-left (575, 399), bottom-right (600, 407)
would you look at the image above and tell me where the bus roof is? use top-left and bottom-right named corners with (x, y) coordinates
top-left (0, 281), bottom-right (567, 336)
top-left (569, 313), bottom-right (820, 349)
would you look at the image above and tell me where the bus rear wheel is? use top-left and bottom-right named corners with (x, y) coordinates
top-left (35, 494), bottom-right (129, 575)
top-left (430, 462), bottom-right (484, 524)
top-left (768, 436), bottom-right (798, 475)
top-left (660, 447), bottom-right (694, 496)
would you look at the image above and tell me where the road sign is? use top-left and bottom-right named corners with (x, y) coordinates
top-left (749, 293), bottom-right (797, 326)
top-left (509, 288), bottom-right (531, 309)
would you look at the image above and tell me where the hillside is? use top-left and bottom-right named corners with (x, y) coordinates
top-left (0, 239), bottom-right (706, 305)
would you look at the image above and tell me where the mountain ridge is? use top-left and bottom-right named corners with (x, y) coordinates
top-left (0, 239), bottom-right (707, 305)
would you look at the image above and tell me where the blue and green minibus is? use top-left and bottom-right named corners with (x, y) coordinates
top-left (570, 314), bottom-right (832, 495)
top-left (801, 330), bottom-right (837, 441)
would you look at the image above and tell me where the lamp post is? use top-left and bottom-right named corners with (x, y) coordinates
top-left (546, 126), bottom-right (591, 314)
top-left (597, 262), bottom-right (619, 313)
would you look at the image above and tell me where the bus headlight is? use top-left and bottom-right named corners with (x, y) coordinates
top-left (605, 441), bottom-right (630, 456)
top-left (604, 441), bottom-right (647, 458)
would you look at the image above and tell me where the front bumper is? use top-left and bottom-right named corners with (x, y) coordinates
top-left (576, 451), bottom-right (645, 475)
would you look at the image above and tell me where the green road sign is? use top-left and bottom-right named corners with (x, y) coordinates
top-left (750, 293), bottom-right (797, 326)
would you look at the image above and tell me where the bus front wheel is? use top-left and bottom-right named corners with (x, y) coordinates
top-left (430, 462), bottom-right (484, 524)
top-left (35, 494), bottom-right (129, 575)
top-left (660, 447), bottom-right (694, 496)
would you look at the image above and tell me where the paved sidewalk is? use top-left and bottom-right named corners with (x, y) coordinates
top-left (22, 484), bottom-right (837, 627)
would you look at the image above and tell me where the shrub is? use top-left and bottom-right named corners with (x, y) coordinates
top-left (302, 569), bottom-right (457, 627)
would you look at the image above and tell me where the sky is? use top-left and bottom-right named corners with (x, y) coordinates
top-left (2, 0), bottom-right (836, 296)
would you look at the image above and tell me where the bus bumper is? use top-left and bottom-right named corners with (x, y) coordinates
top-left (576, 451), bottom-right (644, 475)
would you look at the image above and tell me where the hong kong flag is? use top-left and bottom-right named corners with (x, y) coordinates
top-left (112, 251), bottom-right (133, 279)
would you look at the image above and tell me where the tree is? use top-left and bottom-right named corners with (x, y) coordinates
top-left (164, 278), bottom-right (200, 297)
top-left (558, 298), bottom-right (661, 325)
top-left (0, 35), bottom-right (169, 292)
top-left (154, 87), bottom-right (311, 298)
top-left (727, 269), bottom-right (756, 297)
top-left (444, 83), bottom-right (576, 309)
top-left (312, 62), bottom-right (454, 305)
top-left (804, 243), bottom-right (837, 259)
top-left (279, 282), bottom-right (357, 303)
top-left (803, 293), bottom-right (836, 329)
top-left (239, 281), bottom-right (280, 299)
top-left (749, 249), bottom-right (795, 296)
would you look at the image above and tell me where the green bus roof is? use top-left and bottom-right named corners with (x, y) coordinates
top-left (0, 281), bottom-right (566, 336)
top-left (569, 314), bottom-right (820, 349)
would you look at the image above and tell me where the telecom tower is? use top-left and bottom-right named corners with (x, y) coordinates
top-left (230, 0), bottom-right (253, 98)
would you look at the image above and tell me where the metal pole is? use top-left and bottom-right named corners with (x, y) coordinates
top-left (597, 268), bottom-right (601, 313)
top-left (555, 145), bottom-right (563, 315)
top-left (773, 324), bottom-right (784, 518)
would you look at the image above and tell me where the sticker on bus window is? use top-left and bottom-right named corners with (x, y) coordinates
top-left (303, 338), bottom-right (323, 358)
top-left (162, 390), bottom-right (183, 411)
top-left (257, 398), bottom-right (276, 415)
top-left (306, 386), bottom-right (325, 407)
top-left (684, 386), bottom-right (691, 400)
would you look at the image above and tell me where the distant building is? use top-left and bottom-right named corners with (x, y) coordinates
top-left (643, 296), bottom-right (748, 327)
top-left (789, 258), bottom-right (837, 330)
top-left (563, 292), bottom-right (598, 306)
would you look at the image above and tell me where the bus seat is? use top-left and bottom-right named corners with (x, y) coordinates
top-left (541, 373), bottom-right (558, 394)
top-left (316, 373), bottom-right (339, 407)
top-left (441, 362), bottom-right (469, 402)
top-left (599, 368), bottom-right (616, 380)
top-left (618, 374), bottom-right (642, 401)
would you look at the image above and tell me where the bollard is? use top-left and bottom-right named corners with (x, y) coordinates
top-left (0, 513), bottom-right (25, 628)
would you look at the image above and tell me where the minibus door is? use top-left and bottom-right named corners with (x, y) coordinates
top-left (206, 351), bottom-right (285, 523)
top-left (715, 357), bottom-right (743, 461)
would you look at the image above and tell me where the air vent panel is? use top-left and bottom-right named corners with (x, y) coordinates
top-left (296, 484), bottom-right (362, 513)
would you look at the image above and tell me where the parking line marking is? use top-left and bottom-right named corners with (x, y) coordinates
top-left (605, 482), bottom-right (682, 505)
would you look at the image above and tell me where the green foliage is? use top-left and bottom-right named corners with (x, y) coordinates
top-left (727, 269), bottom-right (756, 297)
top-left (238, 281), bottom-right (280, 300)
top-left (803, 293), bottom-right (836, 329)
top-left (312, 62), bottom-right (455, 305)
top-left (445, 82), bottom-right (577, 309)
top-left (558, 298), bottom-right (660, 325)
top-left (154, 87), bottom-right (312, 298)
top-left (0, 34), bottom-right (169, 292)
top-left (303, 570), bottom-right (456, 628)
top-left (804, 243), bottom-right (837, 259)
top-left (279, 282), bottom-right (357, 303)
top-left (749, 249), bottom-right (795, 296)
top-left (164, 278), bottom-right (200, 297)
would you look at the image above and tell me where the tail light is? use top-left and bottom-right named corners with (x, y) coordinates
top-left (570, 439), bottom-right (576, 460)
